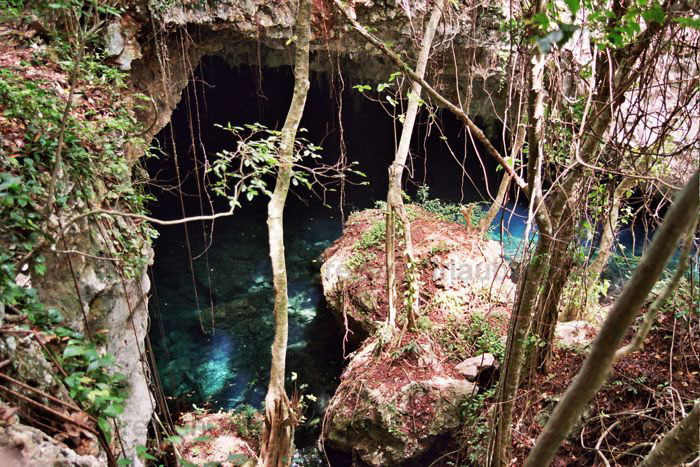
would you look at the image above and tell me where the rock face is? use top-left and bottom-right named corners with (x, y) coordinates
top-left (28, 219), bottom-right (155, 466)
top-left (555, 320), bottom-right (596, 350)
top-left (128, 0), bottom-right (511, 141)
top-left (455, 352), bottom-right (498, 382)
top-left (321, 207), bottom-right (514, 464)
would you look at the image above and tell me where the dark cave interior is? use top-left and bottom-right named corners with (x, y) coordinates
top-left (146, 54), bottom-right (505, 220)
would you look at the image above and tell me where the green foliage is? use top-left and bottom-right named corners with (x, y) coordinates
top-left (61, 338), bottom-right (128, 443)
top-left (411, 185), bottom-right (489, 228)
top-left (346, 250), bottom-right (377, 271)
top-left (354, 220), bottom-right (386, 251)
top-left (0, 64), bottom-right (155, 278)
top-left (390, 339), bottom-right (419, 360)
top-left (229, 404), bottom-right (262, 439)
top-left (0, 3), bottom-right (155, 458)
top-left (212, 122), bottom-right (364, 207)
top-left (658, 277), bottom-right (699, 321)
top-left (415, 315), bottom-right (433, 331)
top-left (436, 313), bottom-right (505, 362)
top-left (460, 388), bottom-right (495, 463)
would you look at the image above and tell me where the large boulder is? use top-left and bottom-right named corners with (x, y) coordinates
top-left (324, 339), bottom-right (476, 465)
top-left (321, 207), bottom-right (514, 464)
top-left (320, 207), bottom-right (515, 337)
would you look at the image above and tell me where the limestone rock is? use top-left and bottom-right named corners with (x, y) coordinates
top-left (0, 422), bottom-right (101, 467)
top-left (555, 320), bottom-right (596, 350)
top-left (455, 352), bottom-right (498, 381)
top-left (103, 16), bottom-right (141, 70)
top-left (31, 224), bottom-right (155, 467)
top-left (325, 340), bottom-right (476, 465)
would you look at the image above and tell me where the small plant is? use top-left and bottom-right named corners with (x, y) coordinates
top-left (347, 251), bottom-right (377, 271)
top-left (229, 404), bottom-right (262, 439)
top-left (390, 339), bottom-right (420, 360)
top-left (416, 315), bottom-right (433, 331)
top-left (354, 220), bottom-right (387, 251)
top-left (436, 312), bottom-right (505, 362)
top-left (411, 185), bottom-right (489, 228)
top-left (460, 388), bottom-right (495, 463)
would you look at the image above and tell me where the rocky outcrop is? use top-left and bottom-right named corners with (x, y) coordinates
top-left (127, 0), bottom-right (511, 141)
top-left (0, 422), bottom-right (101, 467)
top-left (325, 339), bottom-right (476, 465)
top-left (28, 218), bottom-right (155, 466)
top-left (321, 207), bottom-right (514, 464)
top-left (320, 207), bottom-right (515, 337)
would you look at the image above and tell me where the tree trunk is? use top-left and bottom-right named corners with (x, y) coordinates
top-left (638, 402), bottom-right (700, 467)
top-left (489, 10), bottom-right (552, 462)
top-left (561, 177), bottom-right (636, 321)
top-left (479, 173), bottom-right (512, 236)
top-left (524, 169), bottom-right (699, 467)
top-left (385, 0), bottom-right (446, 329)
top-left (259, 1), bottom-right (311, 465)
top-left (527, 203), bottom-right (577, 376)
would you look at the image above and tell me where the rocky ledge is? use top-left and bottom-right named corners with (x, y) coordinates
top-left (320, 206), bottom-right (515, 465)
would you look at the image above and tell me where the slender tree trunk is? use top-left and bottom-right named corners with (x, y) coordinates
top-left (562, 178), bottom-right (637, 321)
top-left (259, 1), bottom-right (311, 465)
top-left (525, 169), bottom-right (699, 467)
top-left (527, 204), bottom-right (576, 376)
top-left (385, 0), bottom-right (446, 329)
top-left (479, 174), bottom-right (512, 236)
top-left (489, 10), bottom-right (552, 462)
top-left (638, 402), bottom-right (700, 467)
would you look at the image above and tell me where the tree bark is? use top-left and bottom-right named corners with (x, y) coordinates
top-left (562, 177), bottom-right (637, 322)
top-left (259, 1), bottom-right (311, 465)
top-left (490, 9), bottom-right (552, 462)
top-left (638, 402), bottom-right (700, 467)
top-left (385, 0), bottom-right (446, 329)
top-left (479, 173), bottom-right (512, 237)
top-left (524, 169), bottom-right (699, 467)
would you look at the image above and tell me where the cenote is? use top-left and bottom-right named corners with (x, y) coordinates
top-left (144, 55), bottom-right (657, 461)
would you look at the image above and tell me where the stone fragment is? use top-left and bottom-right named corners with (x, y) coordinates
top-left (455, 352), bottom-right (497, 381)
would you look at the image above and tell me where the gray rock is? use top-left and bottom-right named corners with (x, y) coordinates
top-left (455, 353), bottom-right (497, 381)
top-left (325, 340), bottom-right (477, 465)
top-left (555, 320), bottom-right (596, 350)
top-left (0, 422), bottom-right (102, 466)
top-left (102, 17), bottom-right (141, 70)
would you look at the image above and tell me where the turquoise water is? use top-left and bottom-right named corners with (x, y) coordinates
top-left (149, 209), bottom-right (345, 417)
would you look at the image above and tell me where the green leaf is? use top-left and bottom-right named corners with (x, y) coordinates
top-left (63, 344), bottom-right (86, 358)
top-left (98, 417), bottom-right (112, 443)
top-left (102, 403), bottom-right (124, 418)
top-left (563, 0), bottom-right (579, 18)
top-left (642, 4), bottom-right (665, 24)
top-left (536, 23), bottom-right (578, 54)
top-left (135, 445), bottom-right (157, 461)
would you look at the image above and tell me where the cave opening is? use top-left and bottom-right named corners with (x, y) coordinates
top-left (144, 54), bottom-right (507, 453)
